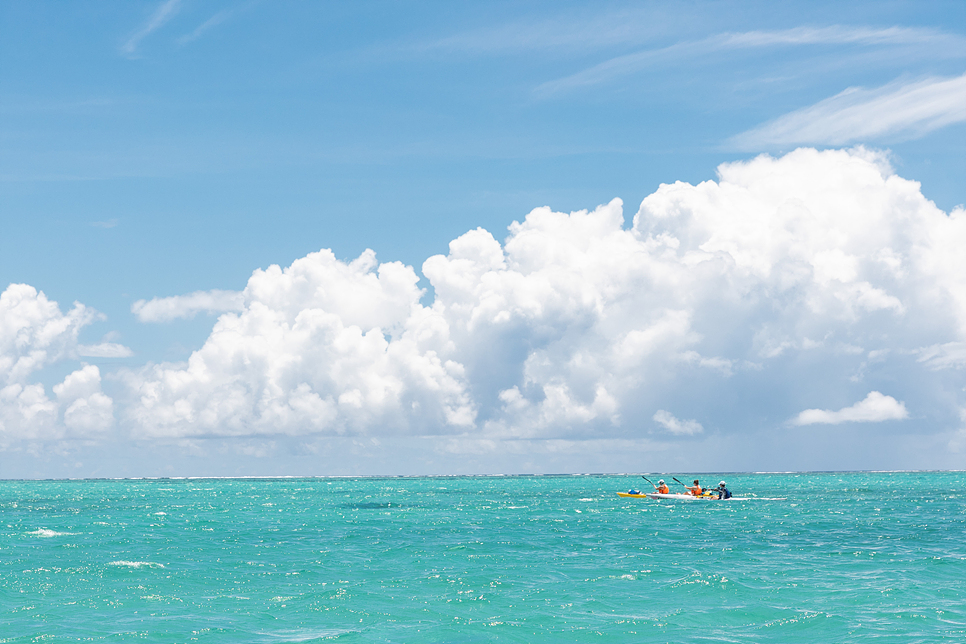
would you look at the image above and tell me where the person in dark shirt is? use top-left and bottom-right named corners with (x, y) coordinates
top-left (716, 481), bottom-right (732, 499)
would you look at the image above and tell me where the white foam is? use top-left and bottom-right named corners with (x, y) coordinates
top-left (107, 560), bottom-right (165, 569)
top-left (27, 528), bottom-right (76, 538)
top-left (256, 628), bottom-right (358, 642)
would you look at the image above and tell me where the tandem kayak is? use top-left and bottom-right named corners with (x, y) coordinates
top-left (617, 492), bottom-right (786, 501)
top-left (618, 492), bottom-right (719, 500)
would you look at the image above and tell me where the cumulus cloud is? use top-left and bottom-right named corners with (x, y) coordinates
top-left (0, 285), bottom-right (116, 443)
top-left (6, 147), bottom-right (966, 467)
top-left (119, 147), bottom-right (966, 452)
top-left (652, 410), bottom-right (703, 435)
top-left (125, 249), bottom-right (474, 439)
top-left (731, 73), bottom-right (966, 149)
top-left (54, 365), bottom-right (114, 433)
top-left (1, 284), bottom-right (96, 383)
top-left (791, 391), bottom-right (909, 425)
top-left (132, 289), bottom-right (246, 322)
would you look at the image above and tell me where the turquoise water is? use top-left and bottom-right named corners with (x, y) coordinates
top-left (2, 472), bottom-right (965, 643)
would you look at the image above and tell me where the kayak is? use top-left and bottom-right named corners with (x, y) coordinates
top-left (617, 491), bottom-right (785, 501)
top-left (617, 492), bottom-right (719, 500)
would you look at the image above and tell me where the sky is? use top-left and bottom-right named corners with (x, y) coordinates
top-left (2, 0), bottom-right (966, 478)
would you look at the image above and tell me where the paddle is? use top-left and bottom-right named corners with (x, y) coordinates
top-left (640, 475), bottom-right (658, 490)
top-left (672, 477), bottom-right (690, 489)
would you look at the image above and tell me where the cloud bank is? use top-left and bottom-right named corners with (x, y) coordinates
top-left (5, 147), bottom-right (966, 470)
top-left (116, 148), bottom-right (966, 455)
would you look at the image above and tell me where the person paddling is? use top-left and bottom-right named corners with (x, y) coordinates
top-left (687, 479), bottom-right (703, 496)
top-left (716, 481), bottom-right (732, 499)
top-left (657, 479), bottom-right (670, 494)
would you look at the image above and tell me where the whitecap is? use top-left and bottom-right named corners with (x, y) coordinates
top-left (256, 628), bottom-right (358, 642)
top-left (27, 528), bottom-right (77, 538)
top-left (107, 560), bottom-right (165, 569)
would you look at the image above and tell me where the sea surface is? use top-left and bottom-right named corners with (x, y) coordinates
top-left (2, 471), bottom-right (965, 643)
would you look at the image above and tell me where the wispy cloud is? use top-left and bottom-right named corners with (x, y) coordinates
top-left (132, 289), bottom-right (245, 322)
top-left (791, 391), bottom-right (908, 426)
top-left (78, 342), bottom-right (134, 358)
top-left (121, 0), bottom-right (182, 57)
top-left (423, 9), bottom-right (661, 56)
top-left (177, 9), bottom-right (234, 45)
top-left (90, 219), bottom-right (119, 229)
top-left (730, 73), bottom-right (966, 149)
top-left (536, 26), bottom-right (965, 96)
top-left (917, 341), bottom-right (966, 370)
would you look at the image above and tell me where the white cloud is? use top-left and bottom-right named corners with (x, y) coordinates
top-left (121, 147), bottom-right (966, 449)
top-left (121, 0), bottom-right (182, 57)
top-left (1, 284), bottom-right (97, 383)
top-left (731, 74), bottom-right (966, 149)
top-left (54, 365), bottom-right (114, 433)
top-left (791, 391), bottom-right (908, 425)
top-left (721, 25), bottom-right (954, 48)
top-left (0, 285), bottom-right (115, 443)
top-left (917, 342), bottom-right (966, 370)
top-left (78, 342), bottom-right (134, 358)
top-left (7, 147), bottom-right (966, 465)
top-left (0, 383), bottom-right (57, 442)
top-left (124, 249), bottom-right (474, 439)
top-left (652, 410), bottom-right (703, 435)
top-left (132, 289), bottom-right (246, 322)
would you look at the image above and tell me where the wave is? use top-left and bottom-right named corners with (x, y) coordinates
top-left (27, 528), bottom-right (77, 537)
top-left (107, 560), bottom-right (165, 569)
top-left (255, 628), bottom-right (359, 642)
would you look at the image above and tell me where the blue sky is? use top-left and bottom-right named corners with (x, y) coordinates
top-left (2, 1), bottom-right (966, 477)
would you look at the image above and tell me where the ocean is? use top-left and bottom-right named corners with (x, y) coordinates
top-left (2, 471), bottom-right (964, 643)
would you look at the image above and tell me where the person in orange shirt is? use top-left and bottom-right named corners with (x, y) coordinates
top-left (656, 479), bottom-right (670, 494)
top-left (687, 479), bottom-right (703, 496)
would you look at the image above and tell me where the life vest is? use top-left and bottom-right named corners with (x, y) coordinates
top-left (657, 484), bottom-right (670, 494)
top-left (688, 485), bottom-right (702, 496)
